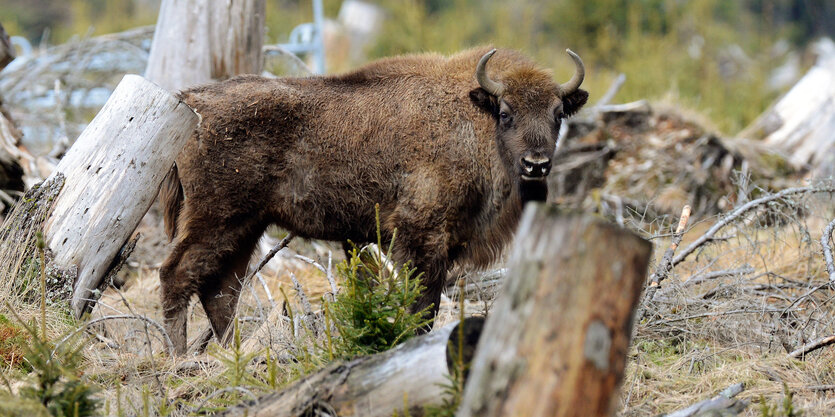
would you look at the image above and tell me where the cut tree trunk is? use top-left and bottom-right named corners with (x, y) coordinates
top-left (741, 38), bottom-right (835, 176)
top-left (457, 206), bottom-right (652, 417)
top-left (218, 318), bottom-right (484, 417)
top-left (41, 74), bottom-right (197, 317)
top-left (144, 0), bottom-right (265, 91)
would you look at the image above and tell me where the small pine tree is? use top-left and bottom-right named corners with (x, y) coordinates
top-left (0, 308), bottom-right (100, 417)
top-left (326, 204), bottom-right (432, 358)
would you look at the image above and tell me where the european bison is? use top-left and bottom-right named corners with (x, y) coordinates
top-left (160, 47), bottom-right (588, 354)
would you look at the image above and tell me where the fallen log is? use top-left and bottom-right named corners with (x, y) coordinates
top-left (457, 206), bottom-right (652, 417)
top-left (663, 383), bottom-right (747, 417)
top-left (217, 317), bottom-right (484, 417)
top-left (36, 74), bottom-right (197, 316)
top-left (741, 38), bottom-right (835, 176)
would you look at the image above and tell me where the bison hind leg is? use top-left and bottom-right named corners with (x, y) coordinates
top-left (159, 214), bottom-right (267, 354)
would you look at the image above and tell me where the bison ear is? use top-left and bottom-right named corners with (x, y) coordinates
top-left (561, 88), bottom-right (589, 118)
top-left (469, 88), bottom-right (499, 117)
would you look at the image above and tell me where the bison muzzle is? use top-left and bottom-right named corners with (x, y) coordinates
top-left (159, 47), bottom-right (588, 354)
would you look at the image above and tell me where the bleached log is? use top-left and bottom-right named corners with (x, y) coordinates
top-left (43, 74), bottom-right (198, 317)
top-left (664, 383), bottom-right (747, 417)
top-left (144, 0), bottom-right (265, 91)
top-left (219, 318), bottom-right (484, 417)
top-left (457, 206), bottom-right (652, 417)
top-left (742, 38), bottom-right (835, 174)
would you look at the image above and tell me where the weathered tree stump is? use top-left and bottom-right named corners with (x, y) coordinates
top-left (457, 206), bottom-right (652, 417)
top-left (0, 22), bottom-right (14, 71)
top-left (0, 99), bottom-right (24, 208)
top-left (144, 0), bottom-right (265, 91)
top-left (219, 318), bottom-right (484, 417)
top-left (40, 74), bottom-right (197, 317)
top-left (0, 24), bottom-right (24, 212)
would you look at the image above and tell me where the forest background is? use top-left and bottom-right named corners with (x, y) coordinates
top-left (2, 0), bottom-right (834, 134)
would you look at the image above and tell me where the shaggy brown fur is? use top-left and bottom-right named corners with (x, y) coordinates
top-left (159, 47), bottom-right (588, 354)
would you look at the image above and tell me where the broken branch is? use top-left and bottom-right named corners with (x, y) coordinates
top-left (673, 186), bottom-right (835, 268)
top-left (821, 218), bottom-right (835, 282)
top-left (788, 335), bottom-right (835, 359)
top-left (644, 205), bottom-right (692, 303)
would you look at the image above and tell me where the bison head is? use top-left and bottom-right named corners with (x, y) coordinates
top-left (469, 49), bottom-right (588, 202)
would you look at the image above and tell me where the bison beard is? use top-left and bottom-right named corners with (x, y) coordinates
top-left (519, 180), bottom-right (549, 203)
top-left (159, 47), bottom-right (588, 354)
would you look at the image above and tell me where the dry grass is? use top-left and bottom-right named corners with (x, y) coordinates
top-left (618, 187), bottom-right (835, 415)
top-left (4, 178), bottom-right (835, 415)
top-left (18, 221), bottom-right (476, 416)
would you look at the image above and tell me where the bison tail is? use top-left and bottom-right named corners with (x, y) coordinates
top-left (161, 164), bottom-right (184, 241)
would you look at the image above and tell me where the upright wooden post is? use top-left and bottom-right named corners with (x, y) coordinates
top-left (144, 0), bottom-right (266, 91)
top-left (457, 205), bottom-right (652, 417)
top-left (42, 75), bottom-right (198, 317)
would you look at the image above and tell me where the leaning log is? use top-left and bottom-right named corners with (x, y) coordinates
top-left (741, 38), bottom-right (835, 176)
top-left (144, 0), bottom-right (266, 91)
top-left (218, 318), bottom-right (484, 417)
top-left (457, 206), bottom-right (652, 417)
top-left (40, 74), bottom-right (197, 317)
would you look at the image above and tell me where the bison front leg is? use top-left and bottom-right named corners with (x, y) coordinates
top-left (390, 227), bottom-right (451, 332)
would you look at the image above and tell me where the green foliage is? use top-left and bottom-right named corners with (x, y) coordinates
top-left (326, 208), bottom-right (432, 359)
top-left (198, 319), bottom-right (270, 413)
top-left (759, 384), bottom-right (802, 417)
top-left (0, 310), bottom-right (100, 417)
top-left (208, 320), bottom-right (264, 390)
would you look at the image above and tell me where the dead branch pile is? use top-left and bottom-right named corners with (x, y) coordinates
top-left (554, 102), bottom-right (797, 222)
top-left (639, 184), bottom-right (835, 356)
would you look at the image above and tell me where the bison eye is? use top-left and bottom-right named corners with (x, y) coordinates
top-left (500, 111), bottom-right (510, 122)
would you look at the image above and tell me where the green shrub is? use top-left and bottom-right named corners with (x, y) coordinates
top-left (760, 384), bottom-right (802, 417)
top-left (0, 310), bottom-right (100, 417)
top-left (326, 205), bottom-right (432, 359)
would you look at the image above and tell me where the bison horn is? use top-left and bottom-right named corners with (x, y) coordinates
top-left (476, 49), bottom-right (505, 97)
top-left (559, 49), bottom-right (585, 94)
